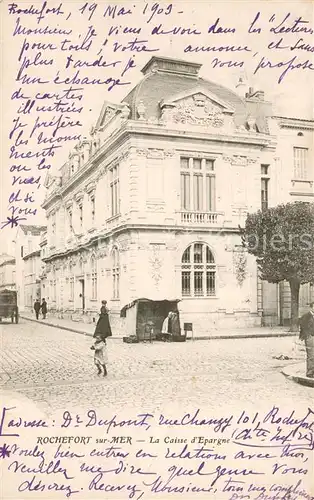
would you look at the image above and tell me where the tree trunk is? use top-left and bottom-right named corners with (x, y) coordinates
top-left (289, 279), bottom-right (300, 332)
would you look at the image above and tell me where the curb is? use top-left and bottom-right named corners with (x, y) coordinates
top-left (21, 316), bottom-right (295, 341)
top-left (191, 332), bottom-right (296, 340)
top-left (20, 316), bottom-right (95, 338)
top-left (281, 364), bottom-right (314, 388)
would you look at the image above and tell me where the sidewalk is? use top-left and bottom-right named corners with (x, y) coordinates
top-left (281, 363), bottom-right (314, 388)
top-left (20, 312), bottom-right (296, 341)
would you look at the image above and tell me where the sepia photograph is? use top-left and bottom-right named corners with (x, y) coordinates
top-left (0, 1), bottom-right (313, 498)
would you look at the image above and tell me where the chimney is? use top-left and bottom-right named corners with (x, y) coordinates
top-left (235, 77), bottom-right (247, 98)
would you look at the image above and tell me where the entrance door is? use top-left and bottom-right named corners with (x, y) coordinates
top-left (79, 279), bottom-right (85, 311)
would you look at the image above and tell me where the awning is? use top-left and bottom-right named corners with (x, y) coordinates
top-left (120, 298), bottom-right (180, 317)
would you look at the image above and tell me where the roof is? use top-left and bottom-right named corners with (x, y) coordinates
top-left (19, 225), bottom-right (47, 236)
top-left (122, 56), bottom-right (271, 133)
top-left (120, 298), bottom-right (180, 317)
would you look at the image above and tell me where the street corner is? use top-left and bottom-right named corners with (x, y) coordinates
top-left (281, 362), bottom-right (314, 388)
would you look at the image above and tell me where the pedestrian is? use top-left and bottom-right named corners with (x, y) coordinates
top-left (41, 298), bottom-right (48, 319)
top-left (34, 299), bottom-right (41, 320)
top-left (161, 312), bottom-right (172, 335)
top-left (90, 336), bottom-right (108, 376)
top-left (93, 300), bottom-right (112, 341)
top-left (299, 302), bottom-right (314, 378)
top-left (170, 312), bottom-right (181, 336)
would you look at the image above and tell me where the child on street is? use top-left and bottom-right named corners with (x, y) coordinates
top-left (90, 336), bottom-right (108, 376)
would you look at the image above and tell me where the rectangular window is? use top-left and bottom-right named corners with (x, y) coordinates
top-left (92, 275), bottom-right (97, 299)
top-left (180, 156), bottom-right (216, 212)
top-left (206, 271), bottom-right (216, 296)
top-left (180, 173), bottom-right (190, 210)
top-left (206, 175), bottom-right (216, 211)
top-left (293, 147), bottom-right (308, 180)
top-left (110, 165), bottom-right (119, 217)
top-left (261, 164), bottom-right (269, 175)
top-left (193, 158), bottom-right (202, 170)
top-left (182, 271), bottom-right (191, 297)
top-left (261, 178), bottom-right (269, 210)
top-left (194, 271), bottom-right (203, 296)
top-left (193, 174), bottom-right (203, 211)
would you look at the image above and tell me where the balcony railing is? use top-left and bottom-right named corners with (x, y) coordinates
top-left (291, 179), bottom-right (314, 195)
top-left (179, 211), bottom-right (222, 225)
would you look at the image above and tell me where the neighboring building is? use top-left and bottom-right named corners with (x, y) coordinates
top-left (261, 116), bottom-right (314, 325)
top-left (41, 56), bottom-right (313, 336)
top-left (14, 225), bottom-right (47, 311)
top-left (39, 230), bottom-right (48, 303)
top-left (0, 254), bottom-right (16, 291)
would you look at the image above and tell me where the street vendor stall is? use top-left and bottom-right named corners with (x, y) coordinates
top-left (120, 298), bottom-right (184, 342)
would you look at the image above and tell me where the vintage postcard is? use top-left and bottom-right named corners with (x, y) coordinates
top-left (0, 0), bottom-right (313, 498)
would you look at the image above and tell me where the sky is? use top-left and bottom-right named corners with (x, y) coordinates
top-left (0, 0), bottom-right (313, 254)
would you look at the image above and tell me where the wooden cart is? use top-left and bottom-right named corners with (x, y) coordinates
top-left (0, 289), bottom-right (19, 324)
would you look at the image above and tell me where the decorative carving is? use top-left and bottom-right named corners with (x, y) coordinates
top-left (160, 95), bottom-right (225, 128)
top-left (164, 149), bottom-right (175, 158)
top-left (233, 249), bottom-right (248, 287)
top-left (247, 158), bottom-right (257, 164)
top-left (147, 149), bottom-right (164, 159)
top-left (222, 155), bottom-right (247, 165)
top-left (137, 101), bottom-right (146, 120)
top-left (75, 191), bottom-right (84, 202)
top-left (247, 117), bottom-right (257, 131)
top-left (136, 148), bottom-right (164, 159)
top-left (149, 244), bottom-right (163, 288)
top-left (86, 182), bottom-right (96, 194)
top-left (234, 156), bottom-right (248, 166)
top-left (222, 156), bottom-right (233, 163)
top-left (120, 104), bottom-right (130, 120)
top-left (119, 150), bottom-right (131, 162)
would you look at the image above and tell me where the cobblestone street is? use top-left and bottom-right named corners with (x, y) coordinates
top-left (0, 319), bottom-right (312, 417)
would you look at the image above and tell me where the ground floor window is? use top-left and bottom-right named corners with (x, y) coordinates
top-left (181, 243), bottom-right (216, 297)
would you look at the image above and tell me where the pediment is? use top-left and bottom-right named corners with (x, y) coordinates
top-left (96, 102), bottom-right (117, 129)
top-left (96, 101), bottom-right (130, 130)
top-left (160, 87), bottom-right (235, 115)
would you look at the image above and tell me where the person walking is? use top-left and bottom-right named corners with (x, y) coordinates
top-left (34, 299), bottom-right (41, 320)
top-left (299, 302), bottom-right (314, 378)
top-left (41, 298), bottom-right (48, 319)
top-left (93, 300), bottom-right (112, 341)
top-left (90, 336), bottom-right (108, 376)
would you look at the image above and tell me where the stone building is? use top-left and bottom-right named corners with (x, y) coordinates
top-left (260, 116), bottom-right (314, 325)
top-left (0, 254), bottom-right (16, 291)
top-left (14, 225), bottom-right (47, 311)
top-left (41, 56), bottom-right (313, 336)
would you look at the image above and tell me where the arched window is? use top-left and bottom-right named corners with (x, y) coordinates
top-left (181, 243), bottom-right (216, 297)
top-left (91, 255), bottom-right (97, 300)
top-left (112, 247), bottom-right (120, 299)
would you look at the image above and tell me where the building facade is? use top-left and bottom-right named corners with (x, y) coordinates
top-left (0, 254), bottom-right (16, 291)
top-left (42, 56), bottom-right (313, 336)
top-left (14, 225), bottom-right (47, 311)
top-left (260, 116), bottom-right (314, 325)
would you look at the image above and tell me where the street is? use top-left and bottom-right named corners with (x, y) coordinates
top-left (0, 319), bottom-right (312, 416)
